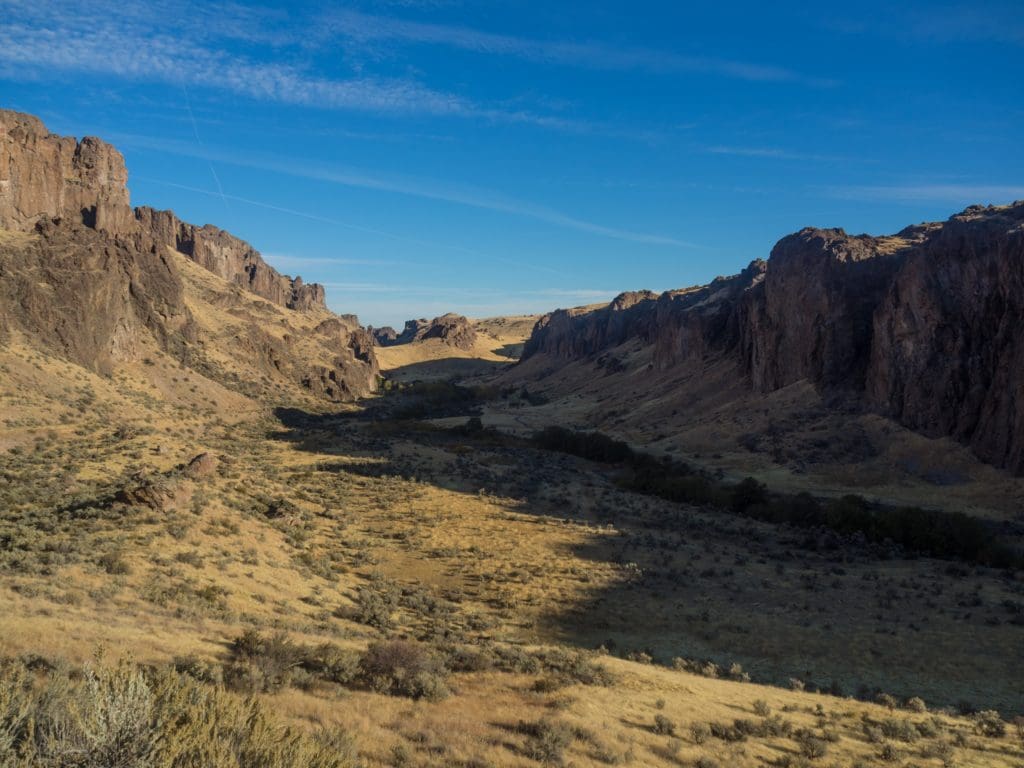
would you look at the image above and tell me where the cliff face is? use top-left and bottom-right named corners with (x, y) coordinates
top-left (0, 110), bottom-right (134, 235)
top-left (0, 219), bottom-right (194, 375)
top-left (522, 267), bottom-right (767, 368)
top-left (738, 229), bottom-right (912, 392)
top-left (869, 205), bottom-right (1024, 471)
top-left (390, 313), bottom-right (478, 349)
top-left (520, 202), bottom-right (1024, 473)
top-left (522, 290), bottom-right (660, 360)
top-left (133, 207), bottom-right (326, 311)
top-left (1, 109), bottom-right (327, 313)
top-left (0, 108), bottom-right (376, 400)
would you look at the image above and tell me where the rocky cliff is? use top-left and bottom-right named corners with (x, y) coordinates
top-left (520, 202), bottom-right (1024, 473)
top-left (0, 108), bottom-right (377, 400)
top-left (0, 219), bottom-right (194, 375)
top-left (133, 207), bottom-right (326, 311)
top-left (0, 110), bottom-right (134, 235)
top-left (1, 109), bottom-right (326, 313)
top-left (868, 204), bottom-right (1024, 471)
top-left (388, 313), bottom-right (478, 349)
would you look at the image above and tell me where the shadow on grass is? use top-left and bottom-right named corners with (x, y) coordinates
top-left (266, 405), bottom-right (1024, 715)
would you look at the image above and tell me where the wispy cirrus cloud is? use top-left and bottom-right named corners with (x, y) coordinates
top-left (123, 134), bottom-right (700, 248)
top-left (823, 184), bottom-right (1024, 204)
top-left (324, 8), bottom-right (834, 86)
top-left (0, 2), bottom-right (583, 129)
top-left (706, 145), bottom-right (860, 164)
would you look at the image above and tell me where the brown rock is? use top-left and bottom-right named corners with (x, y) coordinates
top-left (516, 201), bottom-right (1024, 473)
top-left (133, 206), bottom-right (326, 311)
top-left (184, 452), bottom-right (218, 479)
top-left (738, 229), bottom-right (911, 391)
top-left (868, 203), bottom-right (1024, 471)
top-left (370, 326), bottom-right (399, 346)
top-left (0, 218), bottom-right (194, 374)
top-left (393, 313), bottom-right (478, 349)
top-left (115, 475), bottom-right (192, 513)
top-left (1, 109), bottom-right (134, 235)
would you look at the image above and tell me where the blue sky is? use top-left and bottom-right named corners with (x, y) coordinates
top-left (2, 0), bottom-right (1022, 327)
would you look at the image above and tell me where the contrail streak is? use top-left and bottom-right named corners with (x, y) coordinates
top-left (134, 176), bottom-right (570, 278)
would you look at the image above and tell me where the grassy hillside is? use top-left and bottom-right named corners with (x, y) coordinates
top-left (1, 250), bottom-right (1022, 767)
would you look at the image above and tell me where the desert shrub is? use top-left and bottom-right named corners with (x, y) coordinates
top-left (533, 427), bottom-right (633, 464)
top-left (518, 718), bottom-right (573, 764)
top-left (709, 721), bottom-right (746, 742)
top-left (172, 654), bottom-right (223, 685)
top-left (880, 718), bottom-right (919, 743)
top-left (689, 722), bottom-right (711, 744)
top-left (532, 647), bottom-right (613, 687)
top-left (223, 629), bottom-right (301, 693)
top-left (302, 643), bottom-right (361, 685)
top-left (359, 640), bottom-right (449, 701)
top-left (97, 550), bottom-right (131, 575)
top-left (878, 742), bottom-right (901, 762)
top-left (753, 699), bottom-right (771, 717)
top-left (904, 696), bottom-right (927, 713)
top-left (490, 645), bottom-right (541, 674)
top-left (972, 710), bottom-right (1006, 738)
top-left (354, 575), bottom-right (400, 630)
top-left (795, 729), bottom-right (827, 759)
top-left (0, 657), bottom-right (355, 768)
top-left (653, 714), bottom-right (676, 736)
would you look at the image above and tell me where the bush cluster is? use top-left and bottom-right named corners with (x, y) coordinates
top-left (0, 657), bottom-right (355, 768)
top-left (531, 426), bottom-right (1023, 568)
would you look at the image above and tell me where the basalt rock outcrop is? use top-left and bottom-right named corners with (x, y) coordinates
top-left (0, 108), bottom-right (377, 400)
top-left (738, 229), bottom-right (913, 392)
top-left (0, 218), bottom-right (195, 375)
top-left (520, 202), bottom-right (1024, 473)
top-left (370, 326), bottom-right (399, 346)
top-left (392, 313), bottom-right (478, 349)
top-left (1, 108), bottom-right (327, 313)
top-left (133, 207), bottom-right (326, 311)
top-left (0, 110), bottom-right (134, 236)
top-left (868, 204), bottom-right (1024, 472)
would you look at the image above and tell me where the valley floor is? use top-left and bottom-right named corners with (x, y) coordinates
top-left (2, 341), bottom-right (1023, 767)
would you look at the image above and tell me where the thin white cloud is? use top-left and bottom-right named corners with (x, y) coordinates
top-left (262, 253), bottom-right (405, 268)
top-left (0, 6), bottom-right (585, 129)
top-left (124, 135), bottom-right (700, 248)
top-left (136, 176), bottom-right (573, 278)
top-left (0, 21), bottom-right (470, 116)
top-left (325, 9), bottom-right (836, 86)
top-left (824, 184), bottom-right (1024, 203)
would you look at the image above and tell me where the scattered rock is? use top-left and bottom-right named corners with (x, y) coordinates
top-left (183, 452), bottom-right (218, 479)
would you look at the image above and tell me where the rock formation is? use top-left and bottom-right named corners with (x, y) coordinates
top-left (133, 207), bottom-right (326, 311)
top-left (868, 204), bottom-right (1024, 471)
top-left (0, 110), bottom-right (134, 235)
top-left (1, 108), bottom-right (327, 313)
top-left (370, 326), bottom-right (398, 346)
top-left (0, 218), bottom-right (194, 375)
top-left (520, 202), bottom-right (1024, 474)
top-left (391, 313), bottom-right (478, 349)
top-left (0, 108), bottom-right (377, 400)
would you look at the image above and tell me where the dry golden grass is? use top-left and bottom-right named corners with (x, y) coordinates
top-left (2, 251), bottom-right (1022, 767)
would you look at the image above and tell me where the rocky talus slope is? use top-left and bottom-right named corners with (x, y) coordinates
top-left (0, 108), bottom-right (377, 399)
top-left (520, 203), bottom-right (1024, 473)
